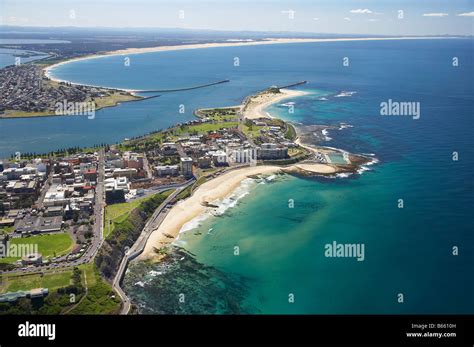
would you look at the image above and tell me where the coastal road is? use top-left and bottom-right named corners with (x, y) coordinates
top-left (112, 180), bottom-right (194, 315)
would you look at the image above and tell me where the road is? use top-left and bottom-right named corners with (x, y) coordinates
top-left (1, 156), bottom-right (195, 314)
top-left (142, 155), bottom-right (153, 179)
top-left (0, 178), bottom-right (193, 276)
top-left (112, 180), bottom-right (194, 314)
top-left (0, 150), bottom-right (106, 275)
top-left (35, 169), bottom-right (53, 209)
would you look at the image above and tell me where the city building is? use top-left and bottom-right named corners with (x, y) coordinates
top-left (197, 156), bottom-right (212, 169)
top-left (210, 150), bottom-right (228, 166)
top-left (180, 157), bottom-right (194, 178)
top-left (258, 143), bottom-right (289, 160)
top-left (155, 165), bottom-right (179, 177)
top-left (21, 252), bottom-right (43, 265)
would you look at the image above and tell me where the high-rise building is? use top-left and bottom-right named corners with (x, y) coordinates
top-left (180, 157), bottom-right (193, 178)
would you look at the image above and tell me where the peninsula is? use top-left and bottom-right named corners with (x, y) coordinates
top-left (133, 85), bottom-right (371, 260)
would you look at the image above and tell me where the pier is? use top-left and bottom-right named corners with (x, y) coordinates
top-left (277, 80), bottom-right (307, 89)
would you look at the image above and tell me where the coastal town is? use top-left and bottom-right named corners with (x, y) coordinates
top-left (0, 20), bottom-right (378, 316)
top-left (0, 1), bottom-right (471, 345)
top-left (0, 77), bottom-right (370, 313)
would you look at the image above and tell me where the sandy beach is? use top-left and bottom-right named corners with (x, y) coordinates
top-left (43, 36), bottom-right (452, 84)
top-left (140, 165), bottom-right (280, 259)
top-left (285, 163), bottom-right (336, 174)
top-left (140, 162), bottom-right (336, 259)
top-left (242, 88), bottom-right (309, 119)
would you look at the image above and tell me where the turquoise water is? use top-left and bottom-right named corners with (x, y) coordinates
top-left (122, 39), bottom-right (473, 314)
top-left (1, 39), bottom-right (472, 313)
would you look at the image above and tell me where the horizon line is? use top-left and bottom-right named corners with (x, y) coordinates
top-left (0, 25), bottom-right (472, 38)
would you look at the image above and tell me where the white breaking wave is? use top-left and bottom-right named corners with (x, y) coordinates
top-left (321, 129), bottom-right (332, 141)
top-left (357, 157), bottom-right (379, 174)
top-left (334, 91), bottom-right (357, 98)
top-left (177, 178), bottom-right (257, 235)
top-left (265, 174), bottom-right (277, 181)
top-left (338, 123), bottom-right (354, 130)
top-left (179, 213), bottom-right (210, 234)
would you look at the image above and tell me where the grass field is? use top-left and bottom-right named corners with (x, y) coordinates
top-left (0, 233), bottom-right (74, 263)
top-left (242, 123), bottom-right (267, 138)
top-left (79, 263), bottom-right (97, 287)
top-left (68, 264), bottom-right (120, 314)
top-left (171, 122), bottom-right (239, 138)
top-left (0, 226), bottom-right (14, 234)
top-left (0, 263), bottom-right (120, 314)
top-left (104, 191), bottom-right (172, 237)
top-left (92, 91), bottom-right (141, 109)
top-left (0, 270), bottom-right (73, 294)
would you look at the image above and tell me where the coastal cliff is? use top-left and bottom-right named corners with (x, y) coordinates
top-left (95, 193), bottom-right (169, 281)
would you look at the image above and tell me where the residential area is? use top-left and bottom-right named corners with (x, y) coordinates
top-left (0, 64), bottom-right (139, 118)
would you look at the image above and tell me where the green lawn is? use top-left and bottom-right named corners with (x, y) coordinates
top-left (0, 263), bottom-right (120, 314)
top-left (172, 122), bottom-right (239, 136)
top-left (105, 191), bottom-right (172, 237)
top-left (118, 119), bottom-right (240, 151)
top-left (285, 123), bottom-right (297, 140)
top-left (0, 226), bottom-right (14, 234)
top-left (210, 114), bottom-right (238, 121)
top-left (68, 265), bottom-right (120, 314)
top-left (0, 233), bottom-right (74, 264)
top-left (242, 124), bottom-right (267, 139)
top-left (78, 263), bottom-right (97, 287)
top-left (0, 270), bottom-right (73, 293)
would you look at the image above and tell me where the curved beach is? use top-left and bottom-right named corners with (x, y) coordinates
top-left (140, 165), bottom-right (282, 259)
top-left (44, 36), bottom-right (451, 84)
top-left (243, 88), bottom-right (310, 119)
top-left (140, 161), bottom-right (338, 259)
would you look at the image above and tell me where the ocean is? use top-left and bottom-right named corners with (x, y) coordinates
top-left (2, 39), bottom-right (473, 313)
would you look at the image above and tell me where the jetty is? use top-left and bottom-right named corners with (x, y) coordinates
top-left (277, 80), bottom-right (307, 89)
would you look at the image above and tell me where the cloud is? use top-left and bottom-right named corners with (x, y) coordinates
top-left (313, 18), bottom-right (319, 21)
top-left (457, 11), bottom-right (474, 17)
top-left (343, 17), bottom-right (351, 21)
top-left (350, 9), bottom-right (373, 14)
top-left (423, 13), bottom-right (449, 17)
top-left (368, 19), bottom-right (379, 22)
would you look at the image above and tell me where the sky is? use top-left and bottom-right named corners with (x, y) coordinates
top-left (0, 0), bottom-right (473, 36)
